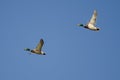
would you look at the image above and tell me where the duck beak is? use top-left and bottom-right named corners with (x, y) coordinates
top-left (77, 24), bottom-right (80, 26)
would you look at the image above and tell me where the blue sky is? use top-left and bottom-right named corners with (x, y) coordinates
top-left (0, 0), bottom-right (120, 80)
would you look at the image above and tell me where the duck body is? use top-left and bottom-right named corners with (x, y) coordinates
top-left (84, 23), bottom-right (100, 31)
top-left (31, 49), bottom-right (45, 55)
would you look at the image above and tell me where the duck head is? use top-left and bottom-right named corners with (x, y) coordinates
top-left (24, 48), bottom-right (31, 51)
top-left (77, 24), bottom-right (84, 27)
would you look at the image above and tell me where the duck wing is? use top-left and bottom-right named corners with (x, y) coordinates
top-left (89, 10), bottom-right (97, 25)
top-left (36, 39), bottom-right (44, 51)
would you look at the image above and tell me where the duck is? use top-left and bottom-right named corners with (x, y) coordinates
top-left (24, 39), bottom-right (46, 55)
top-left (77, 10), bottom-right (100, 31)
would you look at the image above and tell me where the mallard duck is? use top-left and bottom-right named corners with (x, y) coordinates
top-left (24, 39), bottom-right (46, 55)
top-left (77, 10), bottom-right (100, 31)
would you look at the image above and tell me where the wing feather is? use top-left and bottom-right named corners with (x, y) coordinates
top-left (36, 39), bottom-right (44, 51)
top-left (89, 10), bottom-right (97, 25)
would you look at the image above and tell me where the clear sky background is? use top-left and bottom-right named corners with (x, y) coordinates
top-left (0, 0), bottom-right (120, 80)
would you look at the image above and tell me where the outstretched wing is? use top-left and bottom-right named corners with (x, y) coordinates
top-left (89, 10), bottom-right (97, 25)
top-left (36, 39), bottom-right (44, 51)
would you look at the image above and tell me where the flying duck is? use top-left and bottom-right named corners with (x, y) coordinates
top-left (77, 10), bottom-right (100, 31)
top-left (24, 39), bottom-right (46, 55)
